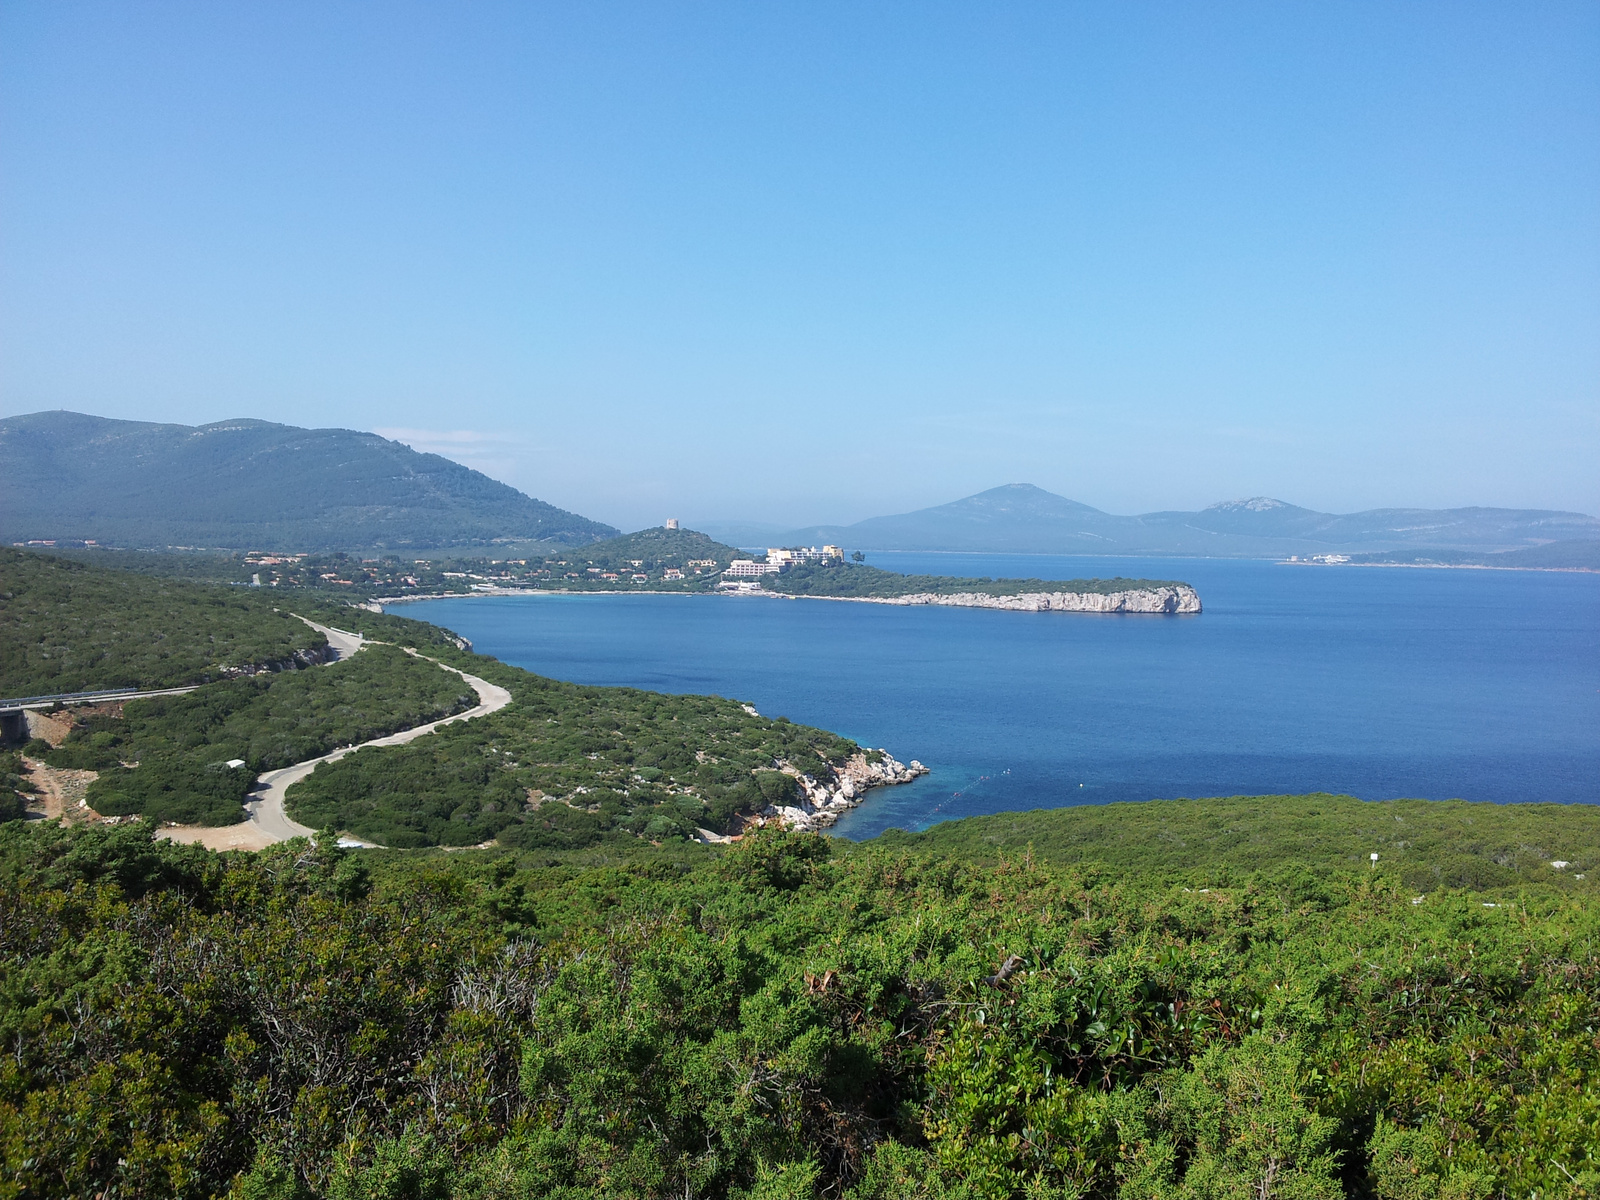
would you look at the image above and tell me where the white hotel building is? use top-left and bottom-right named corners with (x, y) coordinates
top-left (721, 545), bottom-right (845, 581)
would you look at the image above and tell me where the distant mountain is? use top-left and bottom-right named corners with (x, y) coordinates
top-left (0, 410), bottom-right (616, 552)
top-left (769, 484), bottom-right (1600, 558)
top-left (780, 485), bottom-right (1128, 553)
top-left (690, 520), bottom-right (795, 549)
top-left (1348, 540), bottom-right (1600, 571)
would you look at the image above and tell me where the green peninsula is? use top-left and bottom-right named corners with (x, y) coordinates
top-left (764, 560), bottom-right (1188, 599)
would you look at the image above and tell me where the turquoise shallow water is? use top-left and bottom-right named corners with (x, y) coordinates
top-left (391, 555), bottom-right (1600, 838)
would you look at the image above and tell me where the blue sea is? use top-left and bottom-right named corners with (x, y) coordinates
top-left (391, 555), bottom-right (1600, 839)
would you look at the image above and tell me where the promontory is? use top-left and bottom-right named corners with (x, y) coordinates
top-left (756, 562), bottom-right (1202, 613)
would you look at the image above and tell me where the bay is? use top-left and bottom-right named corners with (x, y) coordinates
top-left (390, 555), bottom-right (1600, 838)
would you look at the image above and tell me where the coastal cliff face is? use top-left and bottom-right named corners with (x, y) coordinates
top-left (867, 584), bottom-right (1201, 614)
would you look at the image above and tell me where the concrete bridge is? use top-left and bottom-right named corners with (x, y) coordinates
top-left (0, 685), bottom-right (201, 746)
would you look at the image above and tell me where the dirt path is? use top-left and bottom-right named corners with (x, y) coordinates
top-left (160, 633), bottom-right (512, 851)
top-left (23, 758), bottom-right (99, 823)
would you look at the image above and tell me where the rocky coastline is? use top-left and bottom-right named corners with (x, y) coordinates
top-left (757, 750), bottom-right (928, 833)
top-left (845, 584), bottom-right (1201, 614)
top-left (371, 582), bottom-right (1201, 614)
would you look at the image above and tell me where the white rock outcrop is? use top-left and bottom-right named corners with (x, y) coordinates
top-left (760, 750), bottom-right (929, 832)
top-left (863, 585), bottom-right (1201, 614)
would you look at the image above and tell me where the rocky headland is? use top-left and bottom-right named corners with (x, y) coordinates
top-left (849, 584), bottom-right (1201, 614)
top-left (760, 750), bottom-right (928, 832)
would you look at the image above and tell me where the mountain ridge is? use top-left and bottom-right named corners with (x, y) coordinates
top-left (0, 410), bottom-right (616, 552)
top-left (702, 483), bottom-right (1599, 558)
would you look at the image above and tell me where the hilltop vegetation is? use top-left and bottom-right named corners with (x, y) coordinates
top-left (883, 792), bottom-right (1600, 894)
top-left (0, 547), bottom-right (327, 696)
top-left (0, 817), bottom-right (1596, 1198)
top-left (567, 525), bottom-right (742, 572)
top-left (0, 410), bottom-right (616, 551)
top-left (765, 560), bottom-right (1186, 600)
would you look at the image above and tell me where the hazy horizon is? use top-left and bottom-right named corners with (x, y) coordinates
top-left (4, 3), bottom-right (1596, 531)
top-left (7, 405), bottom-right (1599, 536)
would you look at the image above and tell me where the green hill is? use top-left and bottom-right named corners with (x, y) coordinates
top-left (0, 410), bottom-right (616, 551)
top-left (571, 525), bottom-right (742, 570)
top-left (879, 792), bottom-right (1600, 893)
top-left (0, 547), bottom-right (326, 696)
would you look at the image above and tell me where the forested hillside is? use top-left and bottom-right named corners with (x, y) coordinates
top-left (0, 818), bottom-right (1595, 1198)
top-left (572, 525), bottom-right (741, 570)
top-left (0, 410), bottom-right (616, 551)
top-left (0, 548), bottom-right (327, 696)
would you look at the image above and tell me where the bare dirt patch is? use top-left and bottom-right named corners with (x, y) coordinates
top-left (158, 822), bottom-right (275, 852)
top-left (23, 757), bottom-right (101, 823)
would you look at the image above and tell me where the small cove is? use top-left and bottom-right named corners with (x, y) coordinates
top-left (391, 554), bottom-right (1600, 838)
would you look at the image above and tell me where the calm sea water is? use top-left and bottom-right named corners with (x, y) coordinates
top-left (392, 555), bottom-right (1600, 838)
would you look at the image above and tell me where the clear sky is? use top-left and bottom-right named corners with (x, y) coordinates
top-left (3, 2), bottom-right (1596, 531)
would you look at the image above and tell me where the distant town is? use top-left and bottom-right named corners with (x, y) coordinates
top-left (717, 544), bottom-right (844, 591)
top-left (14, 524), bottom-right (857, 601)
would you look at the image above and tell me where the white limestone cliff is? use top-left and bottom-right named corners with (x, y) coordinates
top-left (860, 584), bottom-right (1200, 614)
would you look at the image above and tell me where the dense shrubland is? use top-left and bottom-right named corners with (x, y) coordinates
top-left (888, 792), bottom-right (1600, 894)
top-left (0, 751), bottom-right (30, 822)
top-left (0, 548), bottom-right (327, 696)
top-left (285, 671), bottom-right (860, 848)
top-left (0, 817), bottom-right (1595, 1199)
top-left (35, 644), bottom-right (476, 825)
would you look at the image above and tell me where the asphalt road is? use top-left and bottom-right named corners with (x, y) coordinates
top-left (162, 622), bottom-right (513, 850)
top-left (242, 650), bottom-right (512, 845)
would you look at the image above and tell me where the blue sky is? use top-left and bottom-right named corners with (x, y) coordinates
top-left (3, 2), bottom-right (1596, 531)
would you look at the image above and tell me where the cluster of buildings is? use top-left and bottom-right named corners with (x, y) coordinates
top-left (720, 545), bottom-right (844, 584)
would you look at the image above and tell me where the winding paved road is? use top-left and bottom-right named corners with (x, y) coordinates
top-left (159, 622), bottom-right (512, 851)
